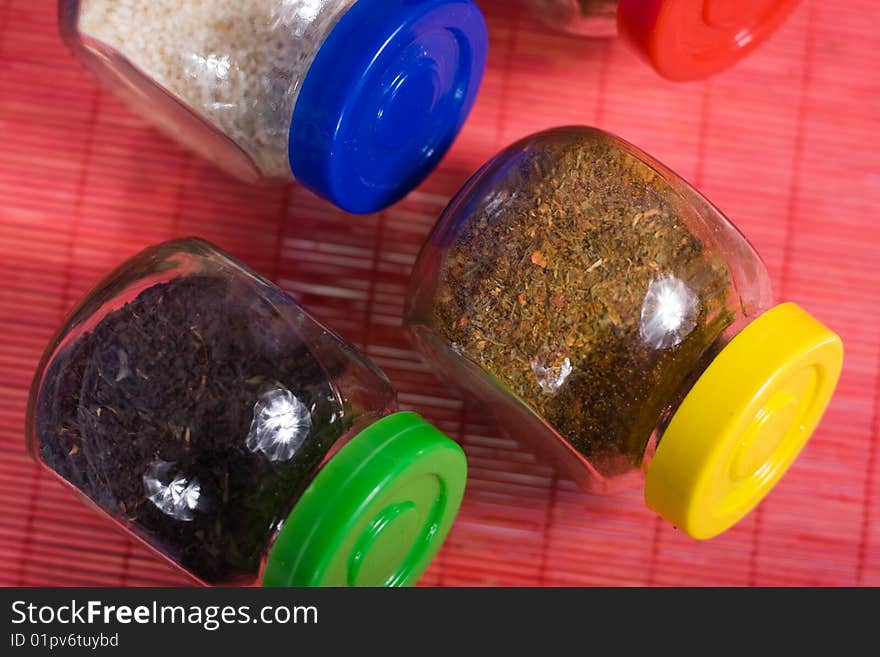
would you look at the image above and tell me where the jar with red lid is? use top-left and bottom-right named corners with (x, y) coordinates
top-left (522, 0), bottom-right (801, 80)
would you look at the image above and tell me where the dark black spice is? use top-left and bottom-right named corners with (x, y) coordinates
top-left (431, 132), bottom-right (734, 473)
top-left (35, 274), bottom-right (346, 584)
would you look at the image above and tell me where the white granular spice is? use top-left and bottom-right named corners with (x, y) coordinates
top-left (77, 0), bottom-right (357, 179)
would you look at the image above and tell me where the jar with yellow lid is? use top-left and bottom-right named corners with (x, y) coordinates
top-left (405, 126), bottom-right (843, 539)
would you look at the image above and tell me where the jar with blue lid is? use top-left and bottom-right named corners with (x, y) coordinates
top-left (59, 0), bottom-right (488, 213)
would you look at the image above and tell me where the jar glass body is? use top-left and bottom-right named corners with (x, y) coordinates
top-left (523, 0), bottom-right (619, 37)
top-left (60, 0), bottom-right (356, 183)
top-left (406, 126), bottom-right (774, 494)
top-left (27, 238), bottom-right (397, 585)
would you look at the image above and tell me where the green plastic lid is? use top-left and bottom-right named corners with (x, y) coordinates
top-left (261, 411), bottom-right (466, 587)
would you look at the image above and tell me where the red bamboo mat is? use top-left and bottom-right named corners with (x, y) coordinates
top-left (1, 0), bottom-right (878, 587)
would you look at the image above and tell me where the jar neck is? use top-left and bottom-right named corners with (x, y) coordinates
top-left (642, 330), bottom-right (733, 472)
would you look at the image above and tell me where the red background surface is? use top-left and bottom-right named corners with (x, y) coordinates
top-left (1, 0), bottom-right (878, 586)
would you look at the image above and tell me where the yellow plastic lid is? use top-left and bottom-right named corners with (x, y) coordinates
top-left (645, 302), bottom-right (843, 539)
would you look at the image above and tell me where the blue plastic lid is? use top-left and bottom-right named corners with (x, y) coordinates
top-left (289, 0), bottom-right (488, 214)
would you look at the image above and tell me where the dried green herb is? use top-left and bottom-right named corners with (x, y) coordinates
top-left (432, 134), bottom-right (734, 474)
top-left (36, 275), bottom-right (346, 584)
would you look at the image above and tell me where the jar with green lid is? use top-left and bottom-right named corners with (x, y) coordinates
top-left (405, 126), bottom-right (843, 539)
top-left (27, 238), bottom-right (466, 586)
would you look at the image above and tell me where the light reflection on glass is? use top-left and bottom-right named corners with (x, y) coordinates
top-left (530, 348), bottom-right (573, 395)
top-left (186, 52), bottom-right (232, 80)
top-left (292, 0), bottom-right (323, 23)
top-left (114, 348), bottom-right (130, 382)
top-left (246, 387), bottom-right (312, 462)
top-left (143, 459), bottom-right (202, 522)
top-left (639, 275), bottom-right (699, 350)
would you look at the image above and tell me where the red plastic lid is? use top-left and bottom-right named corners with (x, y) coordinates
top-left (617, 0), bottom-right (801, 81)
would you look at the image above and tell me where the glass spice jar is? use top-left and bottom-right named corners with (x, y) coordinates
top-left (521, 0), bottom-right (801, 80)
top-left (26, 238), bottom-right (466, 587)
top-left (58, 0), bottom-right (487, 213)
top-left (405, 126), bottom-right (843, 539)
